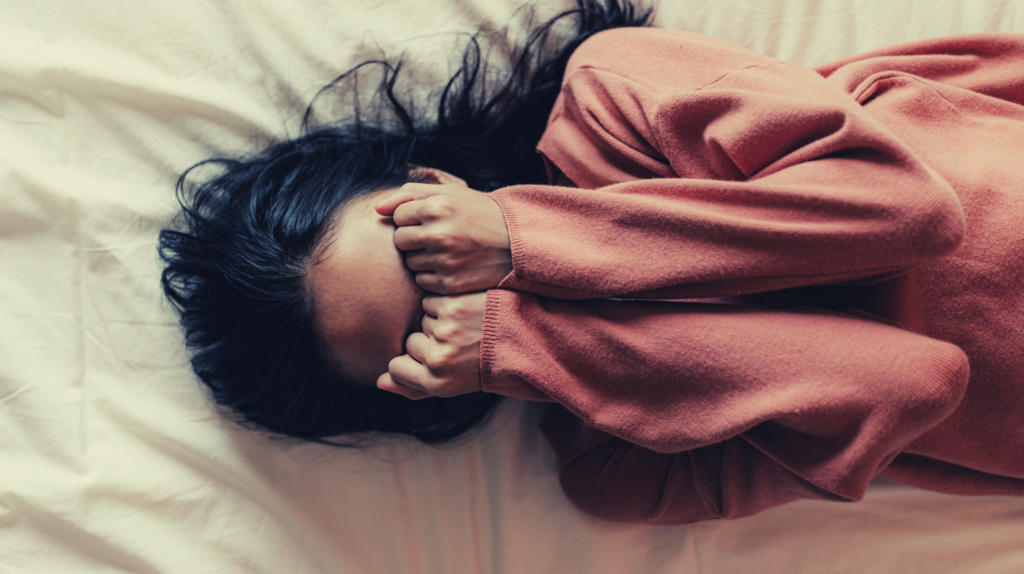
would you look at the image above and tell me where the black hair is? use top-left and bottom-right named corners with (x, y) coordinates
top-left (158, 0), bottom-right (653, 447)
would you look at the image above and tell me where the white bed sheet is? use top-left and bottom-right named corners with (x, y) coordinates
top-left (2, 0), bottom-right (1023, 572)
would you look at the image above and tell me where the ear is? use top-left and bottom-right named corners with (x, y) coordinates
top-left (408, 164), bottom-right (468, 187)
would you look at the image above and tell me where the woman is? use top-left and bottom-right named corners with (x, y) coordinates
top-left (160, 0), bottom-right (1024, 524)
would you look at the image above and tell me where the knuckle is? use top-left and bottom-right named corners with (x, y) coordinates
top-left (438, 276), bottom-right (458, 294)
top-left (440, 346), bottom-right (459, 364)
top-left (437, 230), bottom-right (461, 250)
top-left (435, 195), bottom-right (455, 210)
top-left (421, 203), bottom-right (439, 219)
top-left (425, 346), bottom-right (455, 370)
top-left (438, 299), bottom-right (455, 316)
top-left (416, 273), bottom-right (438, 291)
top-left (414, 255), bottom-right (433, 272)
top-left (394, 231), bottom-right (416, 251)
top-left (423, 200), bottom-right (453, 220)
top-left (423, 353), bottom-right (442, 371)
top-left (448, 303), bottom-right (469, 321)
top-left (436, 254), bottom-right (457, 272)
top-left (433, 322), bottom-right (457, 341)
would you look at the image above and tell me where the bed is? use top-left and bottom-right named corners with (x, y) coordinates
top-left (2, 0), bottom-right (1023, 571)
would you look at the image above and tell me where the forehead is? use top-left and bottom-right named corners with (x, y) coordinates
top-left (307, 193), bottom-right (388, 337)
top-left (304, 190), bottom-right (417, 383)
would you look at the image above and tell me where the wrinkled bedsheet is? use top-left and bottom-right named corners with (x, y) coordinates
top-left (2, 0), bottom-right (1023, 572)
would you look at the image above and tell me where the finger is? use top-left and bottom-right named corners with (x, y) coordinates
top-left (392, 195), bottom-right (456, 227)
top-left (422, 291), bottom-right (487, 319)
top-left (374, 183), bottom-right (446, 216)
top-left (389, 350), bottom-right (451, 397)
top-left (458, 265), bottom-right (511, 292)
top-left (417, 268), bottom-right (506, 295)
top-left (387, 352), bottom-right (432, 392)
top-left (377, 372), bottom-right (432, 400)
top-left (421, 314), bottom-right (437, 337)
top-left (404, 250), bottom-right (437, 272)
top-left (393, 226), bottom-right (428, 251)
top-left (403, 332), bottom-right (432, 366)
top-left (422, 295), bottom-right (443, 317)
top-left (391, 200), bottom-right (424, 227)
top-left (415, 272), bottom-right (455, 295)
top-left (404, 250), bottom-right (460, 273)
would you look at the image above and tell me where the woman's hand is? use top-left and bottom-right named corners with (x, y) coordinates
top-left (376, 182), bottom-right (512, 295)
top-left (377, 292), bottom-right (486, 400)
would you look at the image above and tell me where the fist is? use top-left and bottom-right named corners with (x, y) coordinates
top-left (377, 292), bottom-right (487, 400)
top-left (376, 182), bottom-right (512, 295)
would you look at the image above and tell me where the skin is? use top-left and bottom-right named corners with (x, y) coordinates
top-left (307, 190), bottom-right (427, 385)
top-left (309, 167), bottom-right (513, 398)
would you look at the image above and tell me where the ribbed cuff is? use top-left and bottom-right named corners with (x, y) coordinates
top-left (479, 289), bottom-right (556, 403)
top-left (489, 188), bottom-right (527, 291)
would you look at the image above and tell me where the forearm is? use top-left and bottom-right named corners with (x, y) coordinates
top-left (490, 31), bottom-right (965, 300)
top-left (542, 407), bottom-right (850, 524)
top-left (482, 290), bottom-right (969, 500)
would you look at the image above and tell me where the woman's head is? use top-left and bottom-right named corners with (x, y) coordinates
top-left (159, 0), bottom-right (652, 446)
top-left (161, 129), bottom-right (502, 444)
top-left (308, 168), bottom-right (469, 385)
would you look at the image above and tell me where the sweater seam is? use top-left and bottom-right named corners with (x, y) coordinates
top-left (569, 65), bottom-right (670, 157)
top-left (571, 61), bottom-right (782, 177)
top-left (489, 190), bottom-right (528, 291)
top-left (853, 72), bottom-right (973, 122)
top-left (478, 290), bottom-right (505, 395)
top-left (573, 61), bottom-right (772, 94)
top-left (507, 262), bottom-right (912, 298)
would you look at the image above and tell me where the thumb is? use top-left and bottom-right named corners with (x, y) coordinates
top-left (375, 183), bottom-right (447, 216)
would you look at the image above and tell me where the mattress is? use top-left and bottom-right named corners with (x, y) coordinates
top-left (2, 0), bottom-right (1023, 572)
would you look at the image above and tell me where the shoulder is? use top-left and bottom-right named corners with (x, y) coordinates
top-left (564, 28), bottom-right (776, 93)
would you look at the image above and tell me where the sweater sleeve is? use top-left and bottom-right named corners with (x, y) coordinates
top-left (480, 289), bottom-right (970, 524)
top-left (488, 29), bottom-right (965, 300)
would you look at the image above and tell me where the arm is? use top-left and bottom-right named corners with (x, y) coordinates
top-left (541, 408), bottom-right (853, 525)
top-left (481, 290), bottom-right (970, 523)
top-left (815, 33), bottom-right (1024, 107)
top-left (489, 29), bottom-right (965, 300)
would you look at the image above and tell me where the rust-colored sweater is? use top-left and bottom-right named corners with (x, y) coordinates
top-left (479, 28), bottom-right (1024, 524)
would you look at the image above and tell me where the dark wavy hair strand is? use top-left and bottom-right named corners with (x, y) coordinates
top-left (159, 0), bottom-right (653, 447)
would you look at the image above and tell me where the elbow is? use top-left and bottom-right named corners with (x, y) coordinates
top-left (557, 444), bottom-right (665, 524)
top-left (559, 474), bottom-right (658, 524)
top-left (557, 442), bottom-right (718, 525)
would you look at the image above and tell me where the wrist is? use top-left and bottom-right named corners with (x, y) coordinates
top-left (483, 193), bottom-right (511, 250)
top-left (478, 289), bottom-right (554, 402)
